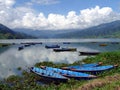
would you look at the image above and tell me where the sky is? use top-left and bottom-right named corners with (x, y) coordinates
top-left (0, 0), bottom-right (120, 30)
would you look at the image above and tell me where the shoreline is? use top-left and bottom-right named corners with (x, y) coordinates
top-left (0, 43), bottom-right (11, 48)
top-left (0, 51), bottom-right (120, 90)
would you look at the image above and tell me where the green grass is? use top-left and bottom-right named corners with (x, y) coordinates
top-left (80, 51), bottom-right (120, 64)
top-left (0, 44), bottom-right (2, 47)
top-left (0, 51), bottom-right (120, 90)
top-left (0, 43), bottom-right (11, 48)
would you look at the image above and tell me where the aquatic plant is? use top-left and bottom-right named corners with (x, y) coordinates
top-left (17, 67), bottom-right (22, 71)
top-left (0, 43), bottom-right (11, 48)
top-left (35, 61), bottom-right (68, 68)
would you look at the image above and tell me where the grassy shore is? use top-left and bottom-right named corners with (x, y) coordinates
top-left (0, 43), bottom-right (11, 48)
top-left (0, 51), bottom-right (120, 90)
top-left (0, 43), bottom-right (3, 47)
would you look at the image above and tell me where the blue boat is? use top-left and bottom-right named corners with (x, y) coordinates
top-left (63, 42), bottom-right (71, 44)
top-left (68, 65), bottom-right (118, 74)
top-left (30, 67), bottom-right (68, 82)
top-left (61, 62), bottom-right (103, 70)
top-left (24, 44), bottom-right (31, 47)
top-left (45, 45), bottom-right (60, 49)
top-left (18, 46), bottom-right (24, 51)
top-left (41, 66), bottom-right (97, 80)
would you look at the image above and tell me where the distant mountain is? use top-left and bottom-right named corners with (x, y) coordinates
top-left (13, 29), bottom-right (73, 38)
top-left (0, 24), bottom-right (35, 39)
top-left (14, 20), bottom-right (120, 38)
top-left (55, 20), bottom-right (120, 38)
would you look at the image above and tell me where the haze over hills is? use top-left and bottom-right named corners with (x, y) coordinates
top-left (0, 24), bottom-right (35, 39)
top-left (2, 20), bottom-right (120, 39)
top-left (14, 28), bottom-right (74, 38)
top-left (14, 20), bottom-right (120, 38)
top-left (55, 20), bottom-right (120, 38)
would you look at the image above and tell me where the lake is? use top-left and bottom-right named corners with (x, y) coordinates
top-left (0, 39), bottom-right (120, 79)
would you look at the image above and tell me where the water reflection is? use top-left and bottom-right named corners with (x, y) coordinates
top-left (0, 41), bottom-right (120, 79)
top-left (0, 44), bottom-right (81, 79)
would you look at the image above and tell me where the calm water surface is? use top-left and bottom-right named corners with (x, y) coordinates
top-left (0, 39), bottom-right (120, 79)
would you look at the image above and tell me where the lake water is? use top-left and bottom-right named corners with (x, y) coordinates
top-left (0, 39), bottom-right (120, 79)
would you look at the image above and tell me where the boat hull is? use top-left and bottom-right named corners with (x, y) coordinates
top-left (61, 62), bottom-right (102, 70)
top-left (69, 65), bottom-right (117, 75)
top-left (30, 67), bottom-right (68, 82)
top-left (45, 45), bottom-right (60, 49)
top-left (99, 44), bottom-right (107, 46)
top-left (18, 46), bottom-right (24, 51)
top-left (41, 66), bottom-right (97, 80)
top-left (79, 51), bottom-right (100, 55)
top-left (53, 48), bottom-right (77, 52)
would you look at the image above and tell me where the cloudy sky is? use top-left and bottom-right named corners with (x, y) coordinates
top-left (0, 0), bottom-right (120, 30)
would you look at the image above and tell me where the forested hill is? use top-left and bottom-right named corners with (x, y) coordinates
top-left (0, 24), bottom-right (35, 39)
top-left (55, 20), bottom-right (120, 38)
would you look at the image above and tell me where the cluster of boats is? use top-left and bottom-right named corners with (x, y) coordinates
top-left (18, 42), bottom-right (42, 51)
top-left (45, 45), bottom-right (101, 55)
top-left (30, 63), bottom-right (118, 82)
top-left (99, 42), bottom-right (120, 46)
top-left (17, 43), bottom-right (103, 57)
top-left (18, 42), bottom-right (74, 52)
top-left (45, 44), bottom-right (77, 52)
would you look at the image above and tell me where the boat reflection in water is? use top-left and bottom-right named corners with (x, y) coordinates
top-left (0, 44), bottom-right (79, 79)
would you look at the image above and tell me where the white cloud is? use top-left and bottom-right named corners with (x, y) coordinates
top-left (31, 0), bottom-right (60, 5)
top-left (79, 6), bottom-right (115, 28)
top-left (0, 0), bottom-right (120, 30)
top-left (0, 0), bottom-right (15, 7)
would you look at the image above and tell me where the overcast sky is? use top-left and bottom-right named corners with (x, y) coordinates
top-left (0, 0), bottom-right (120, 30)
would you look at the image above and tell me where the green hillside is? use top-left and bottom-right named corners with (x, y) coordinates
top-left (0, 24), bottom-right (35, 39)
top-left (54, 20), bottom-right (120, 38)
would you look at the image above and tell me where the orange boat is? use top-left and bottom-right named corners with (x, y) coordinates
top-left (99, 44), bottom-right (107, 46)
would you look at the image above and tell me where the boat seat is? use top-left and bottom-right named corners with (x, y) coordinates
top-left (53, 70), bottom-right (57, 73)
top-left (41, 73), bottom-right (44, 75)
top-left (32, 67), bottom-right (36, 72)
top-left (43, 70), bottom-right (46, 73)
top-left (38, 68), bottom-right (42, 73)
top-left (49, 72), bottom-right (53, 76)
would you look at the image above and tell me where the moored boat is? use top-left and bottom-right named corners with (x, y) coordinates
top-left (41, 66), bottom-right (97, 80)
top-left (111, 42), bottom-right (119, 44)
top-left (30, 67), bottom-right (68, 82)
top-left (45, 45), bottom-right (60, 49)
top-left (99, 44), bottom-right (107, 46)
top-left (63, 42), bottom-right (71, 44)
top-left (34, 42), bottom-right (42, 44)
top-left (61, 62), bottom-right (103, 70)
top-left (18, 46), bottom-right (24, 51)
top-left (24, 44), bottom-right (31, 47)
top-left (68, 65), bottom-right (118, 74)
top-left (53, 48), bottom-right (77, 52)
top-left (79, 51), bottom-right (100, 55)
